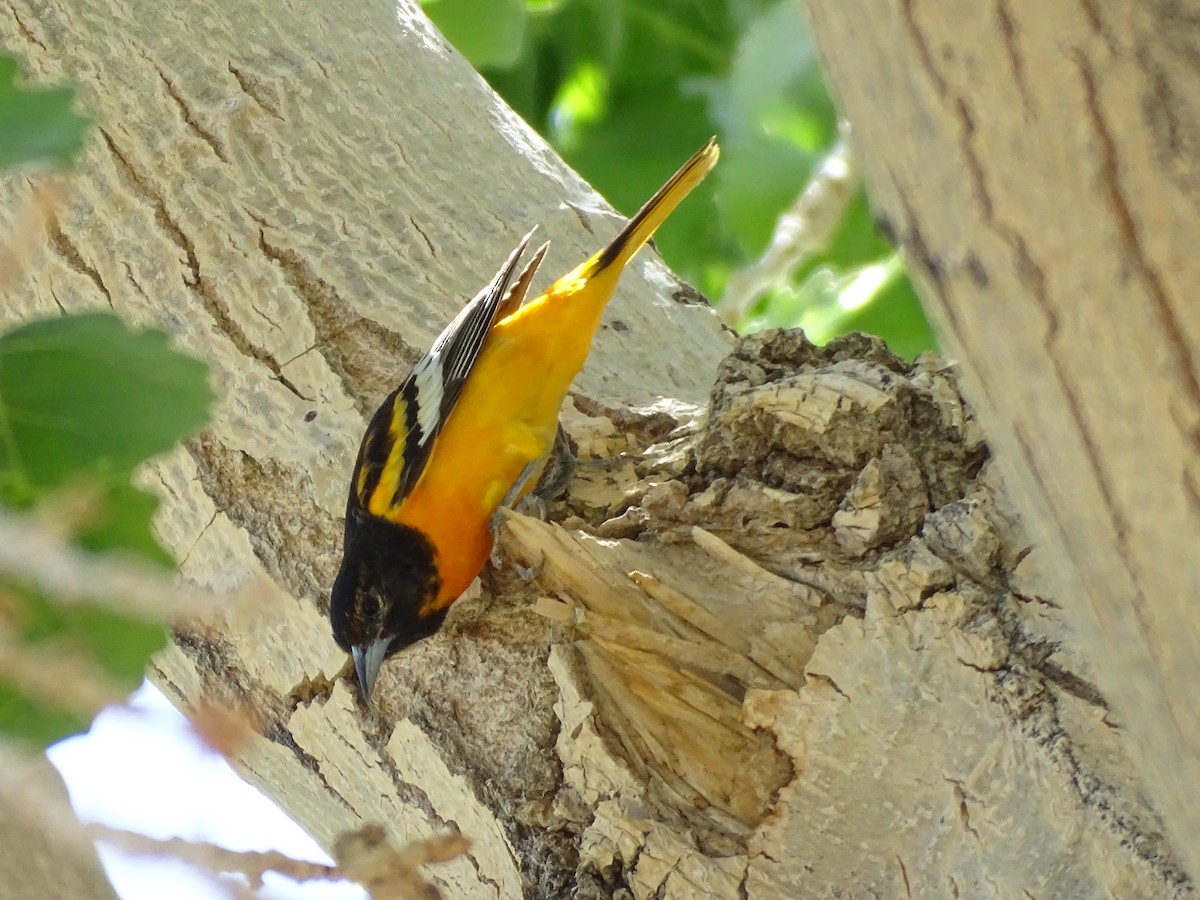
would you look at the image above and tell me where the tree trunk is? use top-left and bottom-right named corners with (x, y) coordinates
top-left (801, 0), bottom-right (1200, 886)
top-left (0, 0), bottom-right (1192, 897)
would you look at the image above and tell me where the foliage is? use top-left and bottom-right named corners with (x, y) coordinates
top-left (423, 0), bottom-right (936, 357)
top-left (0, 54), bottom-right (213, 747)
top-left (0, 313), bottom-right (213, 561)
top-left (0, 53), bottom-right (92, 171)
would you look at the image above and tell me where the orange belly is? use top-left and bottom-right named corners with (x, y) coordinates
top-left (394, 278), bottom-right (611, 611)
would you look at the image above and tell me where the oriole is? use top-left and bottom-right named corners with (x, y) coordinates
top-left (331, 139), bottom-right (719, 697)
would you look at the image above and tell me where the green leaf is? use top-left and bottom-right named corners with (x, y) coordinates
top-left (0, 53), bottom-right (93, 172)
top-left (0, 313), bottom-right (213, 500)
top-left (0, 313), bottom-right (209, 745)
top-left (698, 0), bottom-right (832, 148)
top-left (714, 137), bottom-right (814, 256)
top-left (837, 272), bottom-right (938, 361)
top-left (0, 578), bottom-right (167, 748)
top-left (14, 584), bottom-right (166, 683)
top-left (619, 4), bottom-right (732, 82)
top-left (0, 684), bottom-right (87, 749)
top-left (64, 603), bottom-right (166, 685)
top-left (823, 188), bottom-right (897, 270)
top-left (76, 481), bottom-right (175, 568)
top-left (548, 59), bottom-right (610, 148)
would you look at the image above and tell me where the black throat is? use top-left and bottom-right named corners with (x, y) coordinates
top-left (330, 510), bottom-right (444, 656)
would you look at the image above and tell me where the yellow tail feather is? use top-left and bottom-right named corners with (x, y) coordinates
top-left (582, 137), bottom-right (720, 278)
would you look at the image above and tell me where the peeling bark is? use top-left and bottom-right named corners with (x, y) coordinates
top-left (0, 0), bottom-right (1193, 897)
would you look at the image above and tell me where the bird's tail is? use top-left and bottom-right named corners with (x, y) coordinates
top-left (581, 137), bottom-right (720, 279)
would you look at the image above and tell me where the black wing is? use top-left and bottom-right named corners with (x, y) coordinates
top-left (349, 230), bottom-right (549, 517)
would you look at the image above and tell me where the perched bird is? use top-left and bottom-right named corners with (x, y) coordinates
top-left (331, 138), bottom-right (720, 697)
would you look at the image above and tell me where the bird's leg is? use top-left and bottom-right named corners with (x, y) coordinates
top-left (523, 423), bottom-right (577, 514)
top-left (489, 456), bottom-right (544, 569)
top-left (488, 423), bottom-right (578, 573)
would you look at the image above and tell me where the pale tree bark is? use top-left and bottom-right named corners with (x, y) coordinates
top-left (0, 0), bottom-right (1193, 898)
top-left (801, 0), bottom-right (1200, 886)
top-left (0, 752), bottom-right (119, 900)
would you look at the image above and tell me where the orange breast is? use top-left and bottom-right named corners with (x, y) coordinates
top-left (394, 278), bottom-right (612, 612)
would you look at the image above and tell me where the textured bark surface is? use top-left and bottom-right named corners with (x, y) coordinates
top-left (801, 0), bottom-right (1200, 883)
top-left (0, 0), bottom-right (1193, 897)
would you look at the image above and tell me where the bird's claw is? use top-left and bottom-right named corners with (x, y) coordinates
top-left (515, 492), bottom-right (549, 522)
top-left (513, 551), bottom-right (546, 582)
top-left (488, 509), bottom-right (506, 567)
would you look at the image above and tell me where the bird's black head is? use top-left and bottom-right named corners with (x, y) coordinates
top-left (329, 513), bottom-right (444, 697)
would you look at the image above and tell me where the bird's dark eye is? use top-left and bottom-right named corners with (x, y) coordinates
top-left (360, 592), bottom-right (382, 618)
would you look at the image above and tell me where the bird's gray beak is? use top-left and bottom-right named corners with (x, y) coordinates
top-left (352, 638), bottom-right (390, 699)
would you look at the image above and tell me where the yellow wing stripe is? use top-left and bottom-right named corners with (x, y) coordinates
top-left (366, 395), bottom-right (411, 517)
